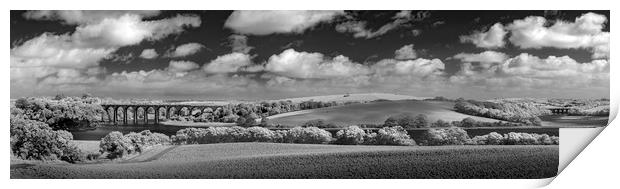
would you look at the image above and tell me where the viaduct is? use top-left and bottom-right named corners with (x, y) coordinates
top-left (100, 104), bottom-right (223, 125)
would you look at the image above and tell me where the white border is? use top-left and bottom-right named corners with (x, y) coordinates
top-left (3, 0), bottom-right (617, 188)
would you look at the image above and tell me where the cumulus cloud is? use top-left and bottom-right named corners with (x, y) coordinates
top-left (227, 34), bottom-right (253, 54)
top-left (506, 12), bottom-right (609, 58)
top-left (23, 10), bottom-right (161, 24)
top-left (394, 44), bottom-right (417, 60)
top-left (99, 69), bottom-right (263, 99)
top-left (139, 49), bottom-right (158, 59)
top-left (203, 52), bottom-right (256, 74)
top-left (11, 12), bottom-right (201, 95)
top-left (370, 58), bottom-right (445, 78)
top-left (265, 49), bottom-right (370, 79)
top-left (336, 11), bottom-right (430, 39)
top-left (450, 53), bottom-right (609, 90)
top-left (168, 60), bottom-right (200, 73)
top-left (169, 42), bottom-right (204, 57)
top-left (460, 23), bottom-right (507, 48)
top-left (224, 10), bottom-right (345, 35)
top-left (453, 51), bottom-right (508, 64)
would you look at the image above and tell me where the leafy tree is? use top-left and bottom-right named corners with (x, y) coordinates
top-left (14, 97), bottom-right (104, 130)
top-left (431, 119), bottom-right (452, 127)
top-left (460, 117), bottom-right (477, 128)
top-left (412, 114), bottom-right (430, 128)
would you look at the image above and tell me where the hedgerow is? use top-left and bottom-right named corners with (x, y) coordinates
top-left (335, 125), bottom-right (367, 145)
top-left (171, 126), bottom-right (333, 144)
top-left (468, 132), bottom-right (559, 145)
top-left (367, 126), bottom-right (416, 146)
top-left (419, 127), bottom-right (470, 146)
top-left (169, 126), bottom-right (558, 147)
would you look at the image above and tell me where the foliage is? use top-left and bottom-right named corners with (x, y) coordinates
top-left (431, 119), bottom-right (452, 127)
top-left (99, 131), bottom-right (136, 158)
top-left (10, 115), bottom-right (84, 163)
top-left (283, 127), bottom-right (333, 144)
top-left (451, 117), bottom-right (524, 128)
top-left (368, 126), bottom-right (416, 146)
top-left (301, 119), bottom-right (337, 128)
top-left (335, 125), bottom-right (367, 145)
top-left (99, 130), bottom-right (169, 159)
top-left (420, 127), bottom-right (470, 146)
top-left (13, 96), bottom-right (104, 130)
top-left (172, 126), bottom-right (333, 144)
top-left (469, 132), bottom-right (559, 145)
top-left (246, 127), bottom-right (276, 142)
top-left (454, 99), bottom-right (548, 125)
top-left (384, 113), bottom-right (429, 128)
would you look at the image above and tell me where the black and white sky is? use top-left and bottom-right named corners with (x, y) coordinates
top-left (10, 10), bottom-right (610, 100)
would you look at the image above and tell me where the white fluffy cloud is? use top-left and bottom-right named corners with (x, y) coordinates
top-left (228, 34), bottom-right (253, 54)
top-left (224, 10), bottom-right (344, 35)
top-left (460, 23), bottom-right (507, 49)
top-left (168, 60), bottom-right (200, 73)
top-left (169, 43), bottom-right (204, 57)
top-left (203, 52), bottom-right (255, 74)
top-left (23, 10), bottom-right (161, 24)
top-left (265, 49), bottom-right (370, 79)
top-left (453, 51), bottom-right (508, 64)
top-left (370, 58), bottom-right (445, 78)
top-left (140, 49), bottom-right (158, 59)
top-left (450, 53), bottom-right (609, 90)
top-left (506, 12), bottom-right (609, 58)
top-left (394, 44), bottom-right (417, 60)
top-left (11, 13), bottom-right (201, 95)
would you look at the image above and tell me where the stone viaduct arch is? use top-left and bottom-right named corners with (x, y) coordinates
top-left (100, 104), bottom-right (223, 125)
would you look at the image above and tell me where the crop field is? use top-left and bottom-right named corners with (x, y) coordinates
top-left (11, 143), bottom-right (558, 179)
top-left (268, 100), bottom-right (504, 127)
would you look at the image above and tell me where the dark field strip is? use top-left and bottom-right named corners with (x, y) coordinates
top-left (11, 143), bottom-right (558, 179)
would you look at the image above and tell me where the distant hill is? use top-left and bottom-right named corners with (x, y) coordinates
top-left (271, 93), bottom-right (429, 103)
top-left (268, 99), bottom-right (503, 127)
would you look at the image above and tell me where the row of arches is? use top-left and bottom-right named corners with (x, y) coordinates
top-left (549, 108), bottom-right (572, 114)
top-left (101, 105), bottom-right (222, 125)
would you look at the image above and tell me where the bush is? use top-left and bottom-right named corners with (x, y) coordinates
top-left (503, 132), bottom-right (555, 145)
top-left (335, 126), bottom-right (367, 145)
top-left (246, 127), bottom-right (276, 142)
top-left (99, 131), bottom-right (136, 158)
top-left (370, 126), bottom-right (416, 146)
top-left (172, 126), bottom-right (333, 144)
top-left (384, 114), bottom-right (428, 128)
top-left (284, 127), bottom-right (333, 144)
top-left (13, 96), bottom-right (104, 130)
top-left (420, 127), bottom-right (470, 146)
top-left (302, 119), bottom-right (336, 128)
top-left (10, 116), bottom-right (84, 162)
top-left (469, 132), bottom-right (504, 145)
top-left (124, 130), bottom-right (171, 152)
top-left (431, 119), bottom-right (452, 127)
top-left (99, 130), bottom-right (169, 159)
top-left (469, 132), bottom-right (559, 145)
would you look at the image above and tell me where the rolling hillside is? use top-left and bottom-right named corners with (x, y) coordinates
top-left (270, 93), bottom-right (428, 103)
top-left (268, 100), bottom-right (505, 127)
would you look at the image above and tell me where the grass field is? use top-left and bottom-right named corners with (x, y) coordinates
top-left (11, 143), bottom-right (558, 179)
top-left (268, 100), bottom-right (504, 127)
top-left (271, 93), bottom-right (426, 103)
top-left (159, 121), bottom-right (236, 127)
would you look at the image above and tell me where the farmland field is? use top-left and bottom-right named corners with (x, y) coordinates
top-left (11, 143), bottom-right (558, 179)
top-left (268, 100), bottom-right (504, 127)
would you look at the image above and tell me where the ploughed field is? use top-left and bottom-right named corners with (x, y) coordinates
top-left (268, 100), bottom-right (504, 127)
top-left (11, 143), bottom-right (558, 179)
